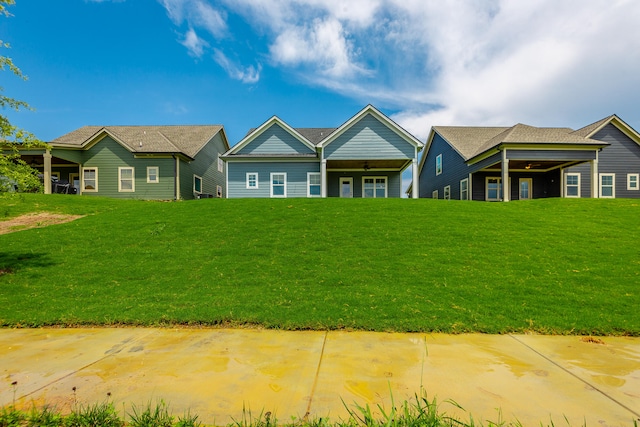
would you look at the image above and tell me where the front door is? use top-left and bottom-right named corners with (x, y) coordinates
top-left (519, 178), bottom-right (532, 200)
top-left (340, 177), bottom-right (353, 198)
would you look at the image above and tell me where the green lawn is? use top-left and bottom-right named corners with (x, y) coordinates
top-left (1, 193), bottom-right (638, 334)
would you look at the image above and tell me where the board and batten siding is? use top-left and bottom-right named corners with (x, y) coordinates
top-left (227, 161), bottom-right (320, 198)
top-left (566, 123), bottom-right (640, 198)
top-left (324, 115), bottom-right (414, 160)
top-left (237, 123), bottom-right (315, 155)
top-left (419, 133), bottom-right (470, 199)
top-left (82, 136), bottom-right (175, 199)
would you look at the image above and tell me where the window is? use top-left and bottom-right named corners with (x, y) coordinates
top-left (246, 173), bottom-right (258, 189)
top-left (270, 173), bottom-right (286, 197)
top-left (217, 154), bottom-right (224, 173)
top-left (82, 167), bottom-right (98, 192)
top-left (432, 190), bottom-right (438, 199)
top-left (486, 177), bottom-right (501, 201)
top-left (147, 166), bottom-right (159, 184)
top-left (217, 185), bottom-right (223, 198)
top-left (627, 173), bottom-right (638, 191)
top-left (460, 178), bottom-right (469, 200)
top-left (519, 178), bottom-right (532, 200)
top-left (599, 173), bottom-right (615, 198)
top-left (193, 175), bottom-right (202, 194)
top-left (565, 173), bottom-right (580, 198)
top-left (435, 154), bottom-right (442, 175)
top-left (362, 177), bottom-right (387, 198)
top-left (444, 185), bottom-right (451, 200)
top-left (307, 172), bottom-right (321, 197)
top-left (118, 167), bottom-right (135, 192)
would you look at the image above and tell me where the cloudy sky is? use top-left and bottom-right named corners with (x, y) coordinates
top-left (2, 1), bottom-right (640, 164)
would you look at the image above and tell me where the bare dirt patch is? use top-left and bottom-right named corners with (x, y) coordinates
top-left (0, 212), bottom-right (84, 235)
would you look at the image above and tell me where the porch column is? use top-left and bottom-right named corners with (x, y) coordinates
top-left (501, 150), bottom-right (510, 202)
top-left (321, 158), bottom-right (327, 198)
top-left (591, 158), bottom-right (599, 198)
top-left (411, 158), bottom-right (419, 199)
top-left (43, 149), bottom-right (52, 195)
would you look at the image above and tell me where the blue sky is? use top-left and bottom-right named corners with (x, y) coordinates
top-left (2, 1), bottom-right (640, 155)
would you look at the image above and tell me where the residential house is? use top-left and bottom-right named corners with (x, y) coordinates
top-left (413, 114), bottom-right (640, 201)
top-left (18, 125), bottom-right (229, 199)
top-left (222, 105), bottom-right (424, 198)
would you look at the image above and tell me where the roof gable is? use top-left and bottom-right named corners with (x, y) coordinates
top-left (225, 116), bottom-right (316, 156)
top-left (573, 114), bottom-right (640, 145)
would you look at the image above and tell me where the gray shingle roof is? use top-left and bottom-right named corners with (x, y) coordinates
top-left (295, 128), bottom-right (337, 145)
top-left (52, 125), bottom-right (225, 159)
top-left (571, 115), bottom-right (616, 138)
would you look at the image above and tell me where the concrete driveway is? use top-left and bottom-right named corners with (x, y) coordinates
top-left (1, 328), bottom-right (639, 426)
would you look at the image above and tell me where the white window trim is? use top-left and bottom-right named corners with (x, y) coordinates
top-left (627, 173), bottom-right (639, 191)
top-left (362, 176), bottom-right (388, 198)
top-left (82, 167), bottom-right (98, 192)
top-left (486, 177), bottom-right (502, 201)
top-left (599, 173), bottom-right (615, 198)
top-left (118, 167), bottom-right (135, 192)
top-left (432, 190), bottom-right (438, 199)
top-left (307, 172), bottom-right (321, 198)
top-left (519, 178), bottom-right (532, 200)
top-left (193, 174), bottom-right (203, 194)
top-left (270, 172), bottom-right (287, 198)
top-left (246, 172), bottom-right (258, 189)
top-left (217, 154), bottom-right (224, 173)
top-left (565, 173), bottom-right (580, 198)
top-left (444, 185), bottom-right (451, 200)
top-left (435, 154), bottom-right (442, 176)
top-left (460, 178), bottom-right (469, 200)
top-left (147, 166), bottom-right (159, 184)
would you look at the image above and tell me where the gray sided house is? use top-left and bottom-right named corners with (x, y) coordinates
top-left (413, 115), bottom-right (640, 201)
top-left (18, 125), bottom-right (229, 200)
top-left (222, 105), bottom-right (424, 198)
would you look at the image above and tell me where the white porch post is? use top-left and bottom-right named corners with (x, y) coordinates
top-left (321, 158), bottom-right (327, 198)
top-left (501, 149), bottom-right (510, 202)
top-left (43, 149), bottom-right (52, 195)
top-left (591, 157), bottom-right (599, 198)
top-left (411, 158), bottom-right (419, 199)
top-left (560, 168), bottom-right (565, 198)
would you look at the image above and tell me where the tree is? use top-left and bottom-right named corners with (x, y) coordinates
top-left (0, 0), bottom-right (48, 193)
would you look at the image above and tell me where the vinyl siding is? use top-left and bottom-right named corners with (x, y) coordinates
top-left (327, 171), bottom-right (402, 198)
top-left (324, 114), bottom-right (414, 160)
top-left (566, 123), bottom-right (640, 198)
top-left (472, 171), bottom-right (561, 201)
top-left (51, 149), bottom-right (83, 164)
top-left (227, 161), bottom-right (320, 198)
top-left (237, 123), bottom-right (315, 155)
top-left (418, 133), bottom-right (470, 199)
top-left (507, 150), bottom-right (596, 161)
top-left (185, 132), bottom-right (227, 198)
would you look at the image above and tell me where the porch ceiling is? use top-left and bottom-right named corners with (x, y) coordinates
top-left (327, 159), bottom-right (409, 170)
top-left (21, 154), bottom-right (77, 167)
top-left (483, 159), bottom-right (584, 172)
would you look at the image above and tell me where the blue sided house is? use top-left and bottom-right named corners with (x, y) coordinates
top-left (414, 114), bottom-right (640, 201)
top-left (222, 105), bottom-right (424, 198)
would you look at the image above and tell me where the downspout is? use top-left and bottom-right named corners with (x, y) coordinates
top-left (173, 155), bottom-right (181, 200)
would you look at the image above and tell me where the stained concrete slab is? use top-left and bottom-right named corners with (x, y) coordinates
top-left (1, 329), bottom-right (639, 426)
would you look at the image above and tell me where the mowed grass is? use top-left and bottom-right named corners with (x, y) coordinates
top-left (0, 193), bottom-right (638, 334)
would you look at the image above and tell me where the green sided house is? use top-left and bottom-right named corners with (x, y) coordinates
top-left (18, 125), bottom-right (229, 199)
top-left (222, 105), bottom-right (424, 198)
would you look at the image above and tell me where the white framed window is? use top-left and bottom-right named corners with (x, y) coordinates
top-left (435, 154), bottom-right (442, 175)
top-left (432, 190), bottom-right (438, 199)
top-left (82, 167), bottom-right (98, 192)
top-left (118, 167), bottom-right (135, 192)
top-left (270, 172), bottom-right (287, 197)
top-left (627, 173), bottom-right (638, 191)
top-left (193, 175), bottom-right (203, 194)
top-left (246, 172), bottom-right (258, 189)
top-left (216, 185), bottom-right (223, 198)
top-left (217, 154), bottom-right (224, 173)
top-left (362, 176), bottom-right (387, 198)
top-left (565, 173), bottom-right (580, 198)
top-left (444, 185), bottom-right (451, 200)
top-left (486, 177), bottom-right (502, 201)
top-left (460, 178), bottom-right (469, 200)
top-left (147, 166), bottom-right (159, 184)
top-left (599, 173), bottom-right (615, 198)
top-left (307, 172), bottom-right (321, 197)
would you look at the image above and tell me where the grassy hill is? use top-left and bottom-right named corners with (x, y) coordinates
top-left (1, 194), bottom-right (638, 334)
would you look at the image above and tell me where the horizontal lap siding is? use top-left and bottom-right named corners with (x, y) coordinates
top-left (186, 133), bottom-right (227, 199)
top-left (507, 150), bottom-right (597, 161)
top-left (419, 133), bottom-right (470, 199)
top-left (324, 115), bottom-right (414, 160)
top-left (52, 149), bottom-right (83, 164)
top-left (238, 123), bottom-right (315, 155)
top-left (227, 161), bottom-right (320, 198)
top-left (327, 171), bottom-right (401, 197)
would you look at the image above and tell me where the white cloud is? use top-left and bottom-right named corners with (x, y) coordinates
top-left (180, 28), bottom-right (209, 58)
top-left (213, 49), bottom-right (261, 84)
top-left (159, 0), bottom-right (227, 38)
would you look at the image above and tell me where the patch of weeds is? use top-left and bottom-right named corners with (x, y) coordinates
top-left (231, 405), bottom-right (276, 427)
top-left (175, 410), bottom-right (202, 427)
top-left (27, 405), bottom-right (63, 427)
top-left (0, 406), bottom-right (25, 427)
top-left (66, 401), bottom-right (123, 427)
top-left (128, 400), bottom-right (174, 427)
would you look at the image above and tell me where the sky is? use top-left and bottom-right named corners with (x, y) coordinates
top-left (2, 0), bottom-right (640, 191)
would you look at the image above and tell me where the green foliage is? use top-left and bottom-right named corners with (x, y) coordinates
top-left (128, 401), bottom-right (175, 427)
top-left (0, 405), bottom-right (25, 427)
top-left (66, 401), bottom-right (123, 427)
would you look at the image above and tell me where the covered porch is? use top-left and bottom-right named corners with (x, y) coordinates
top-left (18, 149), bottom-right (81, 194)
